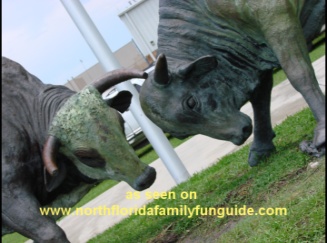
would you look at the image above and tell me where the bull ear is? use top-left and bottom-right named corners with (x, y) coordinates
top-left (153, 53), bottom-right (170, 86)
top-left (178, 55), bottom-right (217, 79)
top-left (105, 91), bottom-right (132, 113)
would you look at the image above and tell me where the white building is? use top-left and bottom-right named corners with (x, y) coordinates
top-left (65, 0), bottom-right (159, 92)
top-left (118, 0), bottom-right (159, 63)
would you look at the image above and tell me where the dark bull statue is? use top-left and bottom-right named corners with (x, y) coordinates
top-left (2, 57), bottom-right (156, 242)
top-left (140, 0), bottom-right (325, 166)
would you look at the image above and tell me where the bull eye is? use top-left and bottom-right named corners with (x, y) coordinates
top-left (186, 96), bottom-right (197, 109)
top-left (74, 149), bottom-right (106, 168)
top-left (78, 157), bottom-right (106, 168)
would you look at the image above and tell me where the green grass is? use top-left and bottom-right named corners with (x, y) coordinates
top-left (217, 159), bottom-right (325, 243)
top-left (89, 108), bottom-right (325, 243)
top-left (2, 33), bottom-right (325, 243)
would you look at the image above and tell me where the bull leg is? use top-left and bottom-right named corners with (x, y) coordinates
top-left (262, 11), bottom-right (325, 157)
top-left (248, 70), bottom-right (276, 166)
top-left (2, 188), bottom-right (70, 243)
top-left (46, 182), bottom-right (93, 221)
top-left (301, 0), bottom-right (325, 48)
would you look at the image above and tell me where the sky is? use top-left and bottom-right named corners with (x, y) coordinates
top-left (2, 0), bottom-right (139, 85)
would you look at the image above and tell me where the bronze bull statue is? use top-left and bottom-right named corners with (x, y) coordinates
top-left (140, 0), bottom-right (325, 166)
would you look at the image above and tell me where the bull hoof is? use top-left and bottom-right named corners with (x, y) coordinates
top-left (314, 123), bottom-right (325, 148)
top-left (248, 147), bottom-right (276, 167)
top-left (299, 140), bottom-right (325, 157)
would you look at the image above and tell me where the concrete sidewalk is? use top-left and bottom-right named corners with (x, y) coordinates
top-left (42, 56), bottom-right (325, 243)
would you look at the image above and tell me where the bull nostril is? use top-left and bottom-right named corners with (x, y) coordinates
top-left (134, 166), bottom-right (156, 191)
top-left (138, 182), bottom-right (147, 188)
top-left (242, 124), bottom-right (252, 136)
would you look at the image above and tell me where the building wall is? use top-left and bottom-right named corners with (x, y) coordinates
top-left (119, 0), bottom-right (159, 63)
top-left (115, 40), bottom-right (149, 70)
top-left (65, 40), bottom-right (152, 91)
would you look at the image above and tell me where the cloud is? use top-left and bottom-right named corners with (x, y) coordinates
top-left (2, 0), bottom-right (133, 85)
top-left (2, 1), bottom-right (80, 82)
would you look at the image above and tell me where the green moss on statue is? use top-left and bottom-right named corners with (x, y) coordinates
top-left (49, 86), bottom-right (118, 151)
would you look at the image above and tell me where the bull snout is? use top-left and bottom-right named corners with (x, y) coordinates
top-left (132, 166), bottom-right (156, 191)
top-left (236, 123), bottom-right (253, 145)
top-left (229, 113), bottom-right (253, 145)
top-left (242, 123), bottom-right (253, 140)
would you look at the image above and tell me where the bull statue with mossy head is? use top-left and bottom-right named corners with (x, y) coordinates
top-left (2, 56), bottom-right (156, 242)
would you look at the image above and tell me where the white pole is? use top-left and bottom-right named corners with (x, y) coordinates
top-left (60, 0), bottom-right (190, 184)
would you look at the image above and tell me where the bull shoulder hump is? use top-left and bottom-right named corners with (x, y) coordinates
top-left (157, 0), bottom-right (278, 70)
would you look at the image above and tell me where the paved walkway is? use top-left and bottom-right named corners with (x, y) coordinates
top-left (28, 56), bottom-right (325, 243)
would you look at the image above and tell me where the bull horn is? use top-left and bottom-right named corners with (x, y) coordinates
top-left (92, 69), bottom-right (148, 93)
top-left (42, 135), bottom-right (61, 176)
top-left (154, 53), bottom-right (170, 85)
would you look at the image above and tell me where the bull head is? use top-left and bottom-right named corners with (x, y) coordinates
top-left (140, 53), bottom-right (253, 145)
top-left (43, 69), bottom-right (156, 191)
